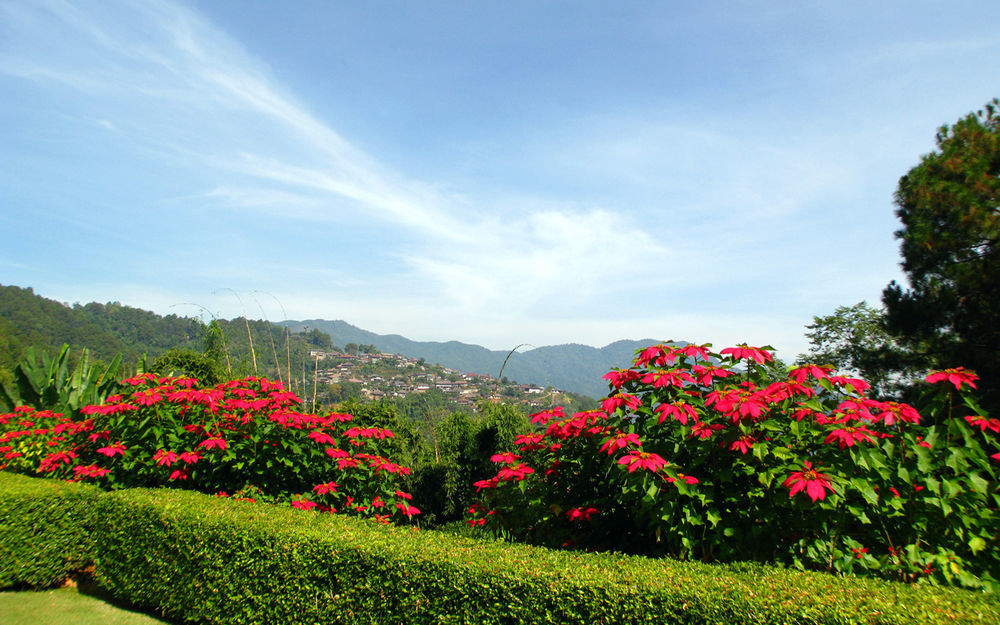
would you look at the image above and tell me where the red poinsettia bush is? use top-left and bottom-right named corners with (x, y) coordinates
top-left (0, 374), bottom-right (418, 524)
top-left (468, 343), bottom-right (999, 590)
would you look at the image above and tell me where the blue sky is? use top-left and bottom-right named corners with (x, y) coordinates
top-left (2, 0), bottom-right (998, 360)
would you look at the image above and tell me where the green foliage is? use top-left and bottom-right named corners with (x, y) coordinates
top-left (406, 403), bottom-right (532, 526)
top-left (80, 485), bottom-right (1000, 624)
top-left (149, 348), bottom-right (223, 386)
top-left (883, 98), bottom-right (1000, 415)
top-left (0, 284), bottom-right (204, 366)
top-left (472, 343), bottom-right (1000, 591)
top-left (0, 472), bottom-right (101, 588)
top-left (0, 344), bottom-right (120, 417)
top-left (798, 302), bottom-right (921, 400)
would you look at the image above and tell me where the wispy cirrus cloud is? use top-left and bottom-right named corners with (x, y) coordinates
top-left (0, 0), bottom-right (672, 322)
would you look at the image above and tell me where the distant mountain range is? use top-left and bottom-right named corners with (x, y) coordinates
top-left (0, 283), bottom-right (665, 399)
top-left (283, 319), bottom-right (661, 399)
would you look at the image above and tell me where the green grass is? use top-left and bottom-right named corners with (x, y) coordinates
top-left (0, 583), bottom-right (173, 625)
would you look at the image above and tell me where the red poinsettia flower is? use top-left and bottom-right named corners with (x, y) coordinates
top-left (689, 421), bottom-right (725, 440)
top-left (665, 473), bottom-right (698, 485)
top-left (565, 506), bottom-right (600, 521)
top-left (178, 451), bottom-right (202, 464)
top-left (153, 449), bottom-right (179, 466)
top-left (601, 393), bottom-right (641, 414)
top-left (964, 415), bottom-right (1000, 434)
top-left (729, 435), bottom-right (756, 455)
top-left (617, 451), bottom-right (667, 473)
top-left (655, 402), bottom-right (698, 425)
top-left (497, 463), bottom-right (535, 481)
top-left (602, 369), bottom-right (639, 390)
top-left (926, 367), bottom-right (979, 391)
top-left (96, 442), bottom-right (126, 457)
top-left (824, 425), bottom-right (877, 449)
top-left (635, 345), bottom-right (666, 367)
top-left (640, 369), bottom-right (695, 389)
top-left (308, 430), bottom-right (337, 445)
top-left (529, 407), bottom-right (565, 425)
top-left (490, 452), bottom-right (521, 464)
top-left (292, 499), bottom-right (318, 511)
top-left (783, 461), bottom-right (834, 502)
top-left (73, 465), bottom-right (111, 478)
top-left (395, 501), bottom-right (421, 517)
top-left (313, 481), bottom-right (339, 495)
top-left (198, 437), bottom-right (228, 451)
top-left (787, 365), bottom-right (832, 384)
top-left (720, 344), bottom-right (773, 364)
top-left (598, 432), bottom-right (642, 455)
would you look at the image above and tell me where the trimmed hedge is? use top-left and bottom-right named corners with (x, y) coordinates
top-left (93, 487), bottom-right (1000, 625)
top-left (0, 472), bottom-right (102, 588)
top-left (3, 473), bottom-right (998, 623)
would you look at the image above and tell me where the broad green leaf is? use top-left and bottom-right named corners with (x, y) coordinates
top-left (969, 472), bottom-right (989, 496)
top-left (947, 448), bottom-right (968, 473)
top-left (969, 536), bottom-right (987, 554)
top-left (851, 478), bottom-right (879, 506)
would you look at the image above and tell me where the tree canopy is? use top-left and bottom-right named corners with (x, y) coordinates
top-left (882, 98), bottom-right (1000, 412)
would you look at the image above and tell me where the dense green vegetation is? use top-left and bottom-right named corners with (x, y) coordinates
top-left (4, 474), bottom-right (996, 625)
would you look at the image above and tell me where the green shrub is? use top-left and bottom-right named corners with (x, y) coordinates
top-left (0, 472), bottom-right (101, 588)
top-left (92, 486), bottom-right (1000, 625)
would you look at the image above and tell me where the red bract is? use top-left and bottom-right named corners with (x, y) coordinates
top-left (96, 442), bottom-right (126, 457)
top-left (640, 369), bottom-right (695, 389)
top-left (490, 452), bottom-right (521, 464)
top-left (964, 415), bottom-right (1000, 434)
top-left (787, 365), bottom-right (832, 383)
top-left (689, 422), bottom-right (725, 440)
top-left (313, 482), bottom-right (339, 495)
top-left (665, 473), bottom-right (698, 485)
top-left (598, 432), bottom-right (641, 455)
top-left (601, 393), bottom-right (641, 413)
top-left (720, 344), bottom-right (773, 364)
top-left (926, 367), bottom-right (979, 391)
top-left (602, 369), bottom-right (639, 390)
top-left (529, 407), bottom-right (565, 425)
top-left (655, 402), bottom-right (698, 425)
top-left (566, 507), bottom-right (600, 521)
top-left (308, 430), bottom-right (337, 445)
top-left (395, 502), bottom-right (421, 517)
top-left (617, 451), bottom-right (667, 473)
top-left (729, 435), bottom-right (756, 455)
top-left (783, 462), bottom-right (833, 502)
top-left (153, 450), bottom-right (179, 466)
top-left (73, 464), bottom-right (110, 478)
top-left (198, 437), bottom-right (228, 451)
top-left (824, 425), bottom-right (877, 449)
top-left (497, 463), bottom-right (535, 481)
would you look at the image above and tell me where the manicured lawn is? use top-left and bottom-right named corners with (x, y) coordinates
top-left (0, 583), bottom-right (172, 625)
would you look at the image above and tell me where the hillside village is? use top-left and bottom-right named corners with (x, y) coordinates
top-left (307, 348), bottom-right (591, 411)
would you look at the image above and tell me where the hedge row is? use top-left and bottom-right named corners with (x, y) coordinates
top-left (0, 472), bottom-right (101, 588)
top-left (3, 473), bottom-right (999, 624)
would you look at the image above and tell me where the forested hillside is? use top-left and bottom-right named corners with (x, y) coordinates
top-left (0, 285), bottom-right (203, 371)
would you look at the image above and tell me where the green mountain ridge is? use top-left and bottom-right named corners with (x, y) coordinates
top-left (0, 284), bottom-right (664, 398)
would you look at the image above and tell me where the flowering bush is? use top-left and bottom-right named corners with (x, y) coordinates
top-left (468, 343), bottom-right (1000, 590)
top-left (0, 374), bottom-right (418, 524)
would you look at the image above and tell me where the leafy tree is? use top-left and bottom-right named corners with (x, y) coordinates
top-left (882, 98), bottom-right (1000, 413)
top-left (798, 302), bottom-right (918, 399)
